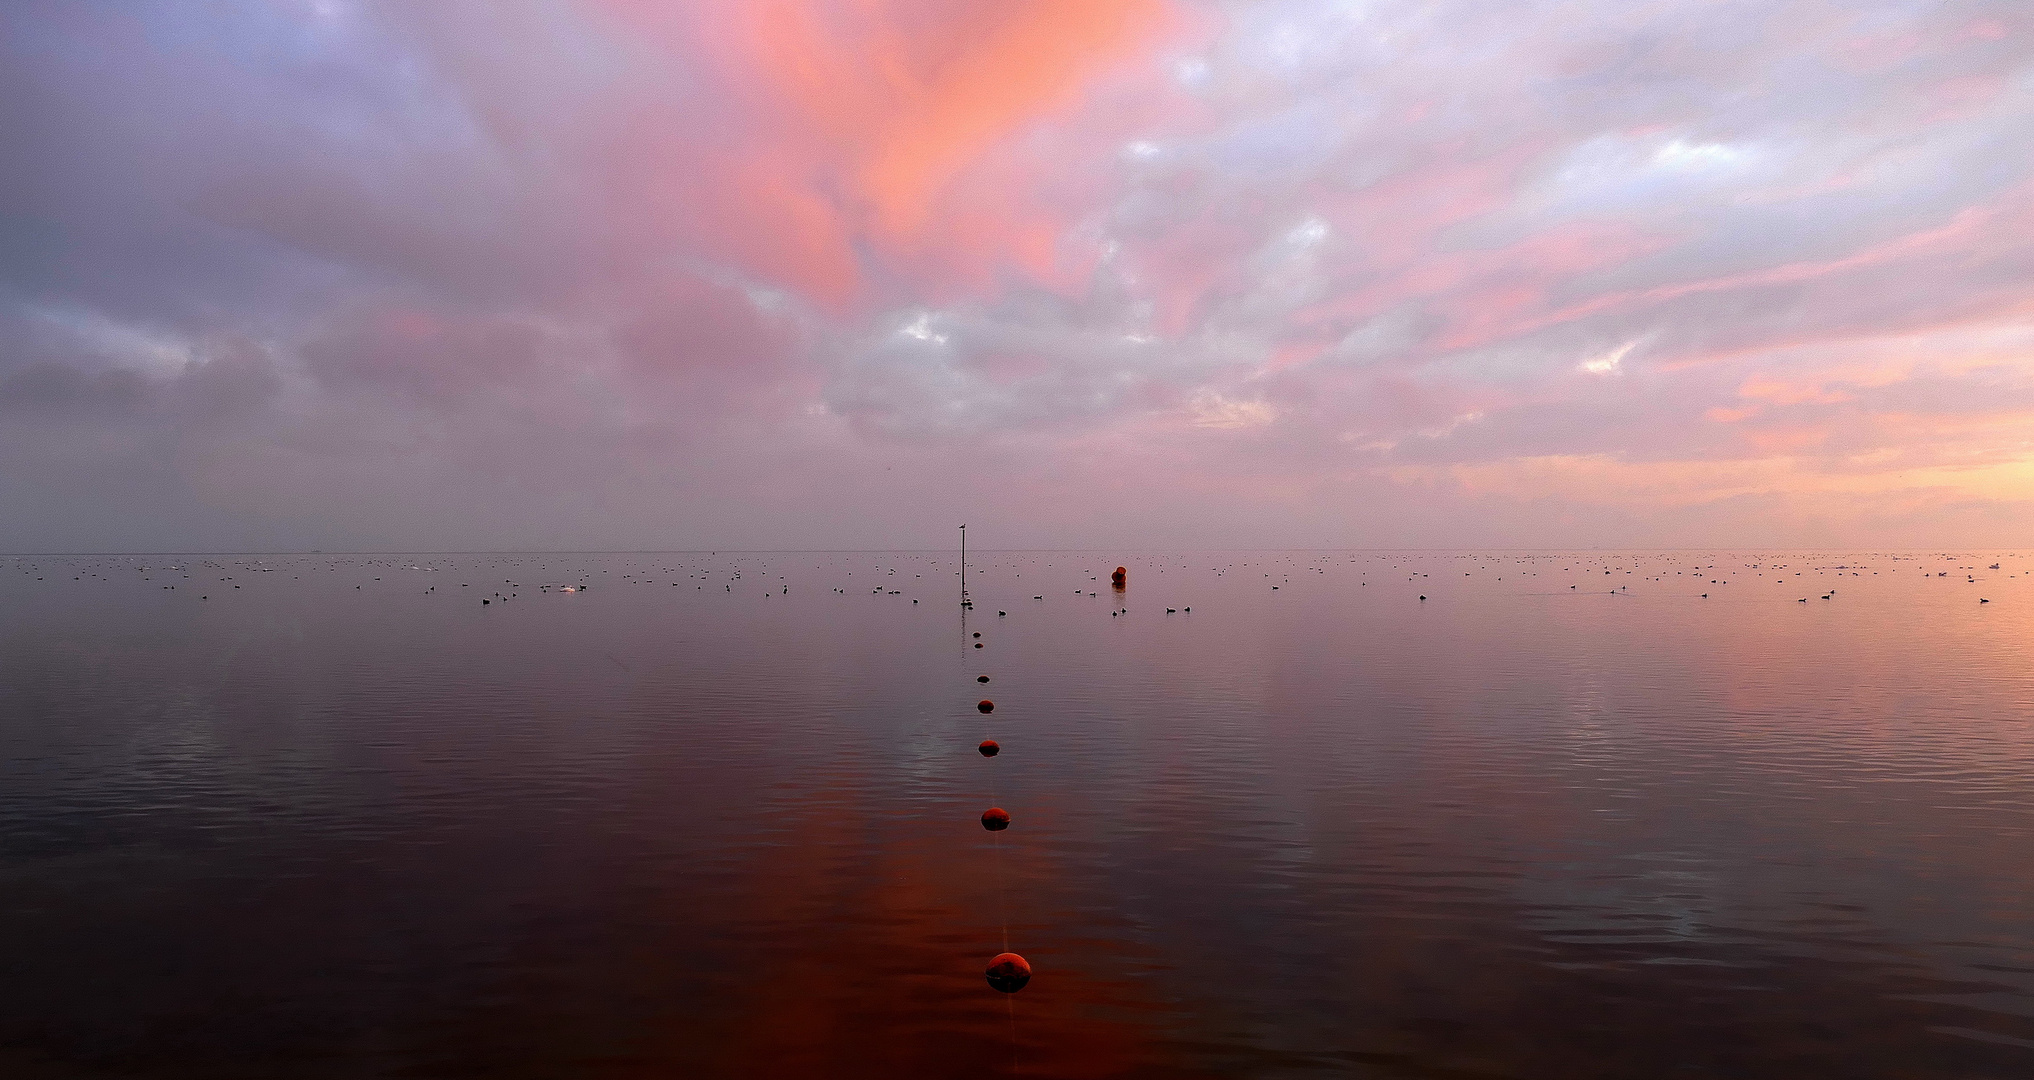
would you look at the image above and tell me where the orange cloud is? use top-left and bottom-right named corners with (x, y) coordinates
top-left (597, 0), bottom-right (1183, 305)
top-left (1736, 375), bottom-right (1853, 405)
top-left (739, 0), bottom-right (1170, 238)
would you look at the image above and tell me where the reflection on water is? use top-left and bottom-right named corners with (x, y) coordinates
top-left (2, 550), bottom-right (2032, 1077)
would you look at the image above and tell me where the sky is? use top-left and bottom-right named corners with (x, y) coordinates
top-left (3, 0), bottom-right (2033, 552)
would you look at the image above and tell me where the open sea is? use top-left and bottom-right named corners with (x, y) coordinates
top-left (2, 549), bottom-right (2032, 1078)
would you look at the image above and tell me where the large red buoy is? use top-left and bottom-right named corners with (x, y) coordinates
top-left (985, 952), bottom-right (1031, 993)
top-left (1111, 566), bottom-right (1126, 589)
top-left (978, 740), bottom-right (999, 757)
top-left (977, 699), bottom-right (994, 713)
top-left (980, 807), bottom-right (1010, 831)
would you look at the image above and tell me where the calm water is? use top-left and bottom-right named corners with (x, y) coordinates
top-left (3, 550), bottom-right (2032, 1078)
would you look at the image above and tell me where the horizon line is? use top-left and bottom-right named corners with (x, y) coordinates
top-left (4, 547), bottom-right (2025, 557)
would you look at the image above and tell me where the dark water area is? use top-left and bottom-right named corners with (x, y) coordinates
top-left (3, 549), bottom-right (2032, 1078)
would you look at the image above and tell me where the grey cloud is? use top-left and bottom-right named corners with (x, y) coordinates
top-left (4, 0), bottom-right (2034, 550)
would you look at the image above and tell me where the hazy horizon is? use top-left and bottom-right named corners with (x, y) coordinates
top-left (7, 545), bottom-right (2032, 556)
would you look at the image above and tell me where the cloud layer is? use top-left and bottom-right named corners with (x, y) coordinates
top-left (3, 0), bottom-right (2032, 550)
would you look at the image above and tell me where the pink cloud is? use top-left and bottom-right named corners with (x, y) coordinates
top-left (5, 0), bottom-right (2034, 550)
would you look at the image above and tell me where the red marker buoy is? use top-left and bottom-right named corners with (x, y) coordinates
top-left (980, 807), bottom-right (1010, 831)
top-left (986, 952), bottom-right (1031, 993)
top-left (978, 740), bottom-right (999, 757)
top-left (1111, 566), bottom-right (1126, 589)
top-left (977, 699), bottom-right (994, 713)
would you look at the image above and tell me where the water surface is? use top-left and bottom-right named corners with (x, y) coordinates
top-left (3, 550), bottom-right (2032, 1077)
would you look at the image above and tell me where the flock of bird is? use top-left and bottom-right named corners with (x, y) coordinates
top-left (8, 550), bottom-right (2021, 613)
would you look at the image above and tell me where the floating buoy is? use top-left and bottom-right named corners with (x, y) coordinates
top-left (1111, 566), bottom-right (1126, 589)
top-left (986, 952), bottom-right (1031, 993)
top-left (978, 740), bottom-right (999, 757)
top-left (977, 675), bottom-right (990, 683)
top-left (980, 807), bottom-right (1010, 831)
top-left (978, 700), bottom-right (994, 713)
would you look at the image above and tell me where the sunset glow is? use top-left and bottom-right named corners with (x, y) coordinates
top-left (4, 1), bottom-right (2032, 549)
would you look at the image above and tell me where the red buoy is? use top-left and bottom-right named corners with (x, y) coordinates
top-left (978, 740), bottom-right (999, 757)
top-left (1111, 565), bottom-right (1126, 590)
top-left (980, 807), bottom-right (1010, 831)
top-left (977, 699), bottom-right (994, 713)
top-left (985, 952), bottom-right (1031, 993)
